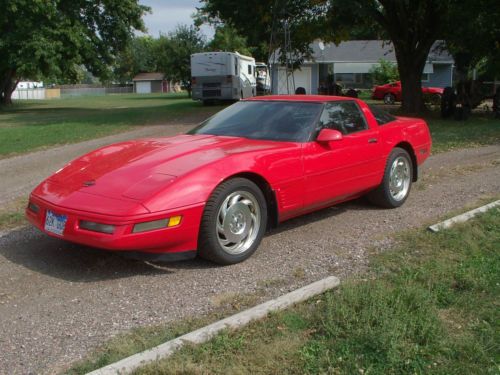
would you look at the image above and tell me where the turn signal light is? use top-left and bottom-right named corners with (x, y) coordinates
top-left (168, 216), bottom-right (182, 227)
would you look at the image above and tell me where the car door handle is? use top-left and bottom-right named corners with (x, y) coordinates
top-left (368, 138), bottom-right (378, 143)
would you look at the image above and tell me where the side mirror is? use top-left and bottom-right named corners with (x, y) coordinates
top-left (316, 128), bottom-right (343, 143)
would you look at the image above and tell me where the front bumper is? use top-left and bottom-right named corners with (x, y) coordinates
top-left (26, 195), bottom-right (205, 256)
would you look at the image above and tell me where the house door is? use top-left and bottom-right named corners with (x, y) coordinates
top-left (136, 81), bottom-right (151, 94)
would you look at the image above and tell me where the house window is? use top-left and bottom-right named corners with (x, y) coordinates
top-left (421, 73), bottom-right (430, 82)
top-left (335, 73), bottom-right (355, 83)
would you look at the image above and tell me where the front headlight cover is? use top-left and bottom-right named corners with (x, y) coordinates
top-left (132, 218), bottom-right (169, 233)
top-left (80, 220), bottom-right (115, 234)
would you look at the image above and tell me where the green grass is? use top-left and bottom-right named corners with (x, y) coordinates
top-left (0, 93), bottom-right (223, 157)
top-left (0, 211), bottom-right (25, 230)
top-left (123, 208), bottom-right (498, 375)
top-left (424, 113), bottom-right (500, 153)
top-left (0, 198), bottom-right (28, 231)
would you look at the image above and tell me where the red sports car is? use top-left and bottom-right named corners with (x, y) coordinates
top-left (26, 96), bottom-right (431, 264)
top-left (372, 81), bottom-right (444, 104)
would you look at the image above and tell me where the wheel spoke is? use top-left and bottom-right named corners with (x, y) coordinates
top-left (216, 220), bottom-right (225, 234)
top-left (229, 194), bottom-right (241, 206)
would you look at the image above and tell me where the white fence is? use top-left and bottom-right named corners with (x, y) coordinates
top-left (11, 86), bottom-right (134, 100)
top-left (11, 88), bottom-right (46, 100)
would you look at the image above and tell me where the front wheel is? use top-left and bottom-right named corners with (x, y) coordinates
top-left (368, 148), bottom-right (413, 208)
top-left (198, 178), bottom-right (267, 264)
top-left (384, 93), bottom-right (396, 105)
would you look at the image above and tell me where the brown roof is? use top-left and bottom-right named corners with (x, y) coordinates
top-left (132, 72), bottom-right (165, 81)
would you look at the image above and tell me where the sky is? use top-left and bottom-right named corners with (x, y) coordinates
top-left (139, 0), bottom-right (214, 39)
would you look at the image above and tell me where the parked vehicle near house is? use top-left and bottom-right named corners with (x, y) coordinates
top-left (372, 81), bottom-right (444, 104)
top-left (255, 62), bottom-right (271, 95)
top-left (191, 52), bottom-right (256, 104)
top-left (26, 95), bottom-right (431, 265)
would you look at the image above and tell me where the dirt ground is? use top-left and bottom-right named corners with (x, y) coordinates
top-left (0, 123), bottom-right (499, 374)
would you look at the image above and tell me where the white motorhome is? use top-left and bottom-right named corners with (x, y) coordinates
top-left (191, 52), bottom-right (256, 103)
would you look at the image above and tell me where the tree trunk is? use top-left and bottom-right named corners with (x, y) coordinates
top-left (0, 69), bottom-right (17, 105)
top-left (392, 42), bottom-right (430, 114)
top-left (400, 69), bottom-right (424, 114)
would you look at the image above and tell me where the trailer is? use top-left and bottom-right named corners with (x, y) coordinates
top-left (191, 52), bottom-right (256, 103)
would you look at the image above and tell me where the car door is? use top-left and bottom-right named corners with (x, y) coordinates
top-left (302, 100), bottom-right (383, 210)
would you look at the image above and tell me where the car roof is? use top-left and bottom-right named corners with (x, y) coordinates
top-left (244, 95), bottom-right (358, 103)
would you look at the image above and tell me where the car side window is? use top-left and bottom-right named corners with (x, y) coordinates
top-left (318, 101), bottom-right (368, 135)
top-left (368, 105), bottom-right (396, 125)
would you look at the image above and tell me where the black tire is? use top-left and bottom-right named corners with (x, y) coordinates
top-left (384, 93), bottom-right (395, 105)
top-left (198, 178), bottom-right (267, 265)
top-left (430, 93), bottom-right (441, 106)
top-left (440, 87), bottom-right (456, 118)
top-left (346, 88), bottom-right (358, 98)
top-left (368, 147), bottom-right (413, 208)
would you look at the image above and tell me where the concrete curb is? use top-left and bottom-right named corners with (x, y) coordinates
top-left (428, 199), bottom-right (500, 232)
top-left (87, 276), bottom-right (340, 375)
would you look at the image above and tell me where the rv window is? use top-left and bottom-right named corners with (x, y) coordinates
top-left (248, 65), bottom-right (252, 75)
top-left (235, 60), bottom-right (238, 75)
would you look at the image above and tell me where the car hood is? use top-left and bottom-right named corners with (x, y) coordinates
top-left (43, 134), bottom-right (292, 203)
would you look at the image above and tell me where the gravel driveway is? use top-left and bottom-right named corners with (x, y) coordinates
top-left (0, 128), bottom-right (498, 373)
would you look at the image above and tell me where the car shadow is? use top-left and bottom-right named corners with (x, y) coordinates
top-left (269, 197), bottom-right (380, 235)
top-left (0, 198), bottom-right (380, 282)
top-left (0, 227), bottom-right (213, 282)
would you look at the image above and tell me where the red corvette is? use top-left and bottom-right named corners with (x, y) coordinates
top-left (26, 96), bottom-right (431, 264)
top-left (372, 81), bottom-right (444, 104)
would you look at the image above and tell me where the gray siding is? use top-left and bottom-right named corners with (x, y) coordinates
top-left (424, 64), bottom-right (453, 88)
top-left (151, 80), bottom-right (163, 93)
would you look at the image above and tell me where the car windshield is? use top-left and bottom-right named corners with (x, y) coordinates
top-left (188, 101), bottom-right (324, 142)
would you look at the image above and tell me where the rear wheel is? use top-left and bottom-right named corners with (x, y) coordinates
top-left (368, 147), bottom-right (413, 208)
top-left (198, 178), bottom-right (267, 264)
top-left (384, 93), bottom-right (396, 105)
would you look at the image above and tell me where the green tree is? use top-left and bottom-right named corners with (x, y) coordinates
top-left (197, 0), bottom-right (328, 64)
top-left (156, 25), bottom-right (206, 97)
top-left (445, 0), bottom-right (500, 79)
top-left (208, 25), bottom-right (251, 56)
top-left (443, 0), bottom-right (500, 107)
top-left (325, 0), bottom-right (450, 113)
top-left (0, 0), bottom-right (148, 104)
top-left (369, 59), bottom-right (400, 85)
top-left (202, 0), bottom-right (496, 114)
top-left (113, 36), bottom-right (159, 83)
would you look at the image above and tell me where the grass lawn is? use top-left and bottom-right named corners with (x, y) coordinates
top-left (0, 93), bottom-right (223, 157)
top-left (1, 94), bottom-right (499, 158)
top-left (66, 207), bottom-right (500, 375)
top-left (420, 112), bottom-right (500, 153)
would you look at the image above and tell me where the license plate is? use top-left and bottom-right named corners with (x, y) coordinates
top-left (44, 210), bottom-right (67, 236)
